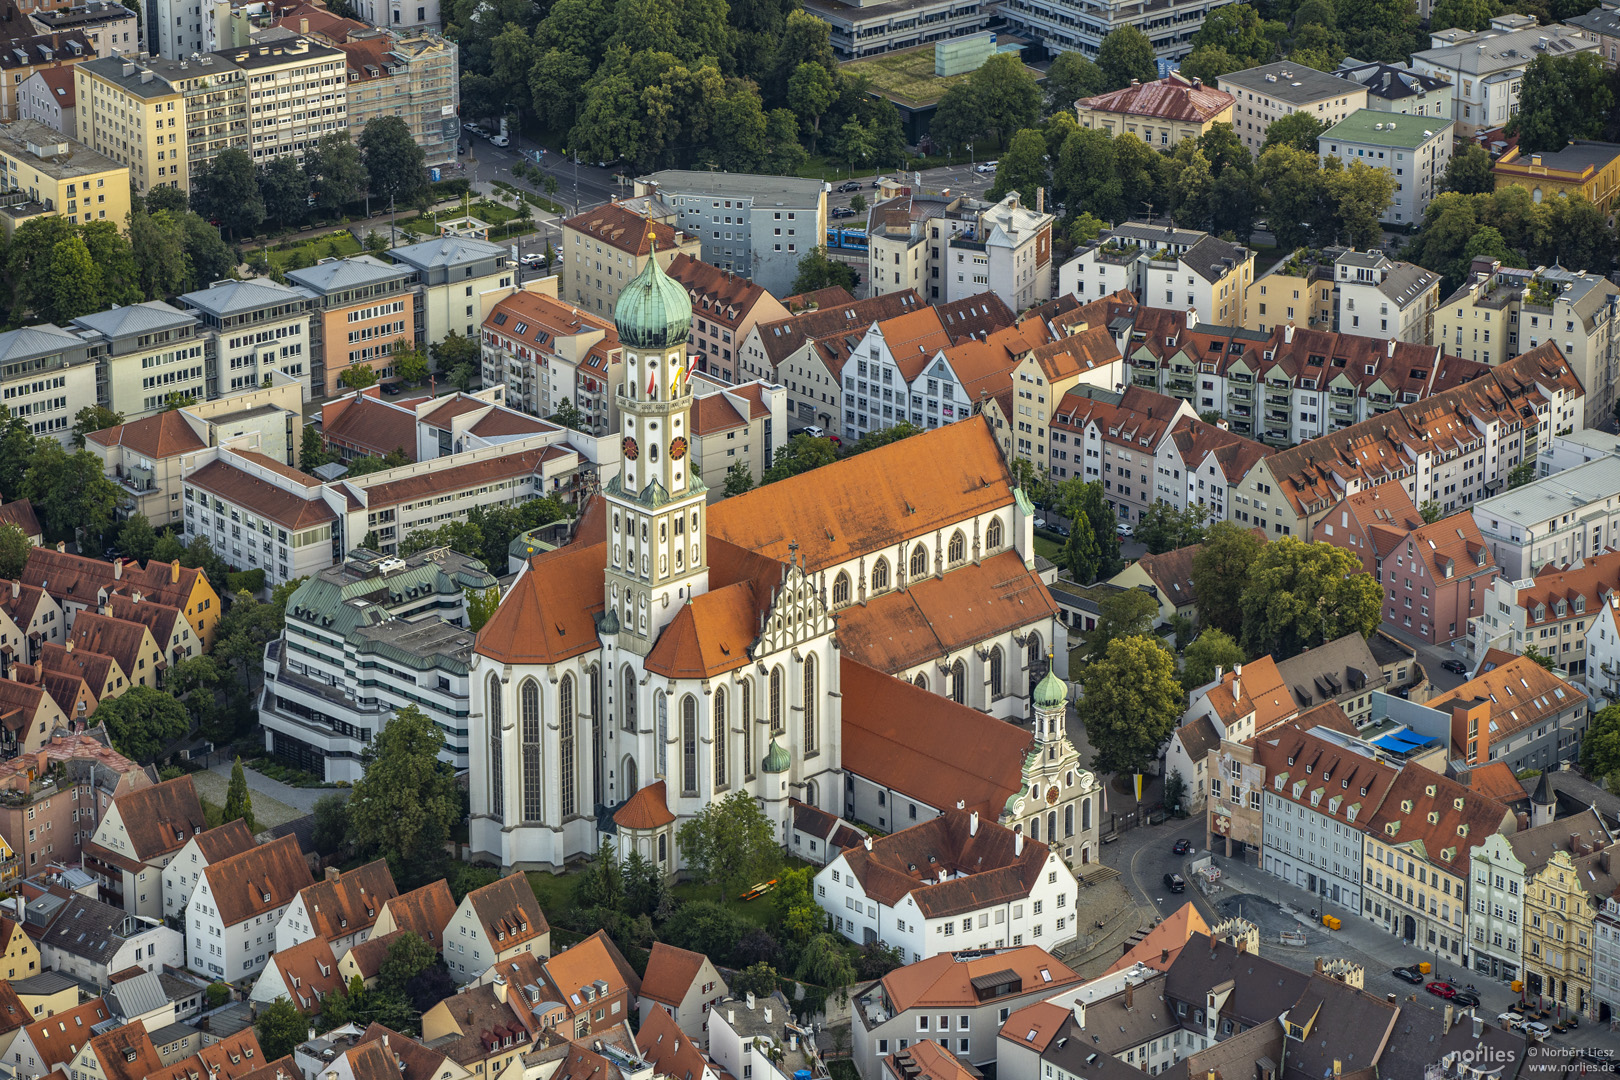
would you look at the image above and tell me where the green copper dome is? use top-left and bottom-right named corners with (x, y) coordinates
top-left (1034, 667), bottom-right (1067, 710)
top-left (613, 248), bottom-right (691, 350)
top-left (761, 738), bottom-right (791, 774)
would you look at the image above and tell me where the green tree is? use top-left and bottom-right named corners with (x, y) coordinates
top-left (548, 399), bottom-right (586, 429)
top-left (849, 193), bottom-right (867, 215)
top-left (340, 365), bottom-right (380, 390)
top-left (723, 462), bottom-right (756, 497)
top-left (834, 118), bottom-right (876, 173)
top-left (970, 53), bottom-right (1043, 145)
top-left (676, 789), bottom-right (781, 903)
top-left (930, 82), bottom-right (985, 155)
top-left (790, 247), bottom-right (858, 296)
top-left (146, 186), bottom-right (190, 214)
top-left (116, 514), bottom-right (158, 562)
top-left (180, 213), bottom-right (236, 289)
top-left (787, 62), bottom-right (837, 152)
top-left (1192, 3), bottom-right (1272, 64)
top-left (361, 116), bottom-right (429, 206)
top-left (393, 339), bottom-right (430, 383)
top-left (430, 330), bottom-right (481, 373)
top-left (72, 405), bottom-right (123, 448)
top-left (1054, 127), bottom-right (1123, 221)
top-left (1179, 45), bottom-right (1245, 85)
top-left (1180, 628), bottom-right (1247, 692)
top-left (1430, 0), bottom-right (1495, 31)
top-left (222, 756), bottom-right (256, 831)
top-left (94, 686), bottom-right (191, 761)
top-left (1163, 768), bottom-right (1188, 815)
top-left (1511, 52), bottom-right (1614, 154)
top-left (1046, 51), bottom-right (1107, 109)
top-left (1580, 703), bottom-right (1620, 778)
top-left (307, 130), bottom-right (369, 213)
top-left (191, 149), bottom-right (265, 238)
top-left (1237, 537), bottom-right (1382, 660)
top-left (128, 210), bottom-right (189, 300)
top-left (797, 933), bottom-right (856, 994)
top-left (662, 901), bottom-right (752, 964)
top-left (1419, 499), bottom-right (1443, 524)
top-left (312, 792), bottom-right (350, 857)
top-left (1071, 211), bottom-right (1109, 244)
top-left (22, 444), bottom-right (120, 547)
top-left (1521, 643), bottom-right (1558, 670)
top-left (378, 930), bottom-right (442, 998)
top-left (258, 155), bottom-right (311, 229)
top-left (80, 221), bottom-right (142, 308)
top-left (1096, 26), bottom-right (1157, 91)
top-left (1087, 587), bottom-right (1159, 659)
top-left (1442, 142), bottom-right (1497, 195)
top-left (1190, 520), bottom-right (1265, 637)
top-left (990, 128), bottom-right (1049, 202)
top-left (254, 998), bottom-right (308, 1059)
top-left (732, 963), bottom-right (780, 999)
top-left (467, 586), bottom-right (501, 632)
top-left (1060, 484), bottom-right (1103, 584)
top-left (45, 236), bottom-right (102, 323)
top-left (0, 524), bottom-right (29, 579)
top-left (1137, 501), bottom-right (1213, 554)
top-left (1078, 636), bottom-right (1183, 774)
top-left (1508, 460), bottom-right (1536, 488)
top-left (1171, 148), bottom-right (1215, 230)
top-left (1263, 111), bottom-right (1329, 153)
top-left (346, 705), bottom-right (460, 887)
top-left (205, 982), bottom-right (232, 1008)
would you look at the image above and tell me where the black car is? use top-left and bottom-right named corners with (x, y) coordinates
top-left (1392, 967), bottom-right (1425, 984)
top-left (830, 207), bottom-right (857, 219)
top-left (837, 181), bottom-right (862, 193)
top-left (1452, 989), bottom-right (1481, 1007)
top-left (1441, 658), bottom-right (1468, 674)
top-left (380, 382), bottom-right (402, 396)
top-left (1163, 873), bottom-right (1185, 893)
top-left (1172, 838), bottom-right (1193, 855)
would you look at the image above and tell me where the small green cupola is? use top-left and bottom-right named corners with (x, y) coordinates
top-left (613, 239), bottom-right (691, 350)
top-left (761, 738), bottom-right (791, 774)
top-left (1034, 667), bottom-right (1067, 710)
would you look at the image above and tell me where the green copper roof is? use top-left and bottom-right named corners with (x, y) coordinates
top-left (613, 250), bottom-right (691, 350)
top-left (761, 738), bottom-right (791, 774)
top-left (1034, 667), bottom-right (1067, 709)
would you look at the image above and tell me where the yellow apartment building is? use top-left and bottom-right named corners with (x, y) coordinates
top-left (0, 119), bottom-right (129, 234)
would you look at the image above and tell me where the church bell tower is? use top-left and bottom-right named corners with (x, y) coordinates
top-left (603, 238), bottom-right (709, 655)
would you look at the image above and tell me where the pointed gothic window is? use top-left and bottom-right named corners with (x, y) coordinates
top-left (986, 518), bottom-right (1003, 550)
top-left (914, 672), bottom-right (928, 691)
top-left (948, 529), bottom-right (966, 565)
top-left (714, 688), bottom-right (728, 789)
top-left (487, 674), bottom-right (503, 822)
top-left (910, 545), bottom-right (926, 579)
top-left (770, 666), bottom-right (784, 734)
top-left (803, 653), bottom-right (818, 754)
top-left (520, 678), bottom-right (543, 822)
top-left (655, 690), bottom-right (668, 777)
top-left (872, 558), bottom-right (889, 591)
top-left (1028, 632), bottom-right (1045, 681)
top-left (559, 674), bottom-right (576, 818)
top-left (833, 571), bottom-right (850, 606)
top-left (621, 664), bottom-right (637, 732)
top-left (990, 646), bottom-right (1004, 698)
top-left (681, 695), bottom-right (698, 795)
top-left (741, 678), bottom-right (754, 777)
top-left (950, 659), bottom-right (966, 704)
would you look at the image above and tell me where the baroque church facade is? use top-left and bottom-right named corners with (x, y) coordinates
top-left (469, 252), bottom-right (1099, 875)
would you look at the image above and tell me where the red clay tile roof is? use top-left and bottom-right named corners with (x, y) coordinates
top-left (464, 871), bottom-right (548, 951)
top-left (790, 799), bottom-right (864, 852)
top-left (782, 286), bottom-right (855, 311)
top-left (1252, 728), bottom-right (1400, 828)
top-left (147, 1030), bottom-right (267, 1080)
top-left (1078, 73), bottom-right (1235, 123)
top-left (691, 393), bottom-right (750, 436)
top-left (0, 499), bottom-right (41, 539)
top-left (639, 941), bottom-right (707, 1007)
top-left (1362, 764), bottom-right (1511, 875)
top-left (1463, 761), bottom-right (1528, 805)
top-left (879, 944), bottom-right (1079, 1012)
top-left (839, 808), bottom-right (1053, 918)
top-left (468, 409), bottom-right (555, 438)
top-left (194, 818), bottom-right (257, 863)
top-left (708, 416), bottom-right (1012, 573)
top-left (563, 203), bottom-right (686, 256)
top-left (666, 253), bottom-right (778, 329)
top-left (67, 612), bottom-right (156, 681)
top-left (336, 38), bottom-right (391, 81)
top-left (382, 878), bottom-right (456, 945)
top-left (884, 1038), bottom-right (978, 1080)
top-left (935, 293), bottom-right (1017, 343)
top-left (540, 928), bottom-right (640, 1004)
top-left (1103, 903), bottom-right (1211, 975)
top-left (636, 1000), bottom-right (711, 1080)
top-left (0, 734), bottom-right (135, 788)
top-left (835, 551), bottom-right (1057, 673)
top-left (643, 540), bottom-right (785, 680)
top-left (21, 997), bottom-right (108, 1070)
top-left (0, 579), bottom-right (50, 629)
top-left (1134, 546), bottom-right (1200, 609)
top-left (262, 937), bottom-right (343, 1014)
top-left (876, 308), bottom-right (953, 383)
top-left (320, 392), bottom-right (418, 460)
top-left (474, 541), bottom-right (604, 665)
top-left (614, 779), bottom-right (676, 830)
top-left (32, 66), bottom-right (75, 108)
top-left (998, 1000), bottom-right (1069, 1053)
top-left (108, 774), bottom-right (207, 860)
top-left (105, 593), bottom-right (185, 650)
top-left (357, 446), bottom-right (558, 509)
top-left (352, 1024), bottom-right (456, 1080)
top-left (85, 411), bottom-right (206, 459)
top-left (38, 642), bottom-right (122, 698)
top-left (185, 459), bottom-right (336, 530)
top-left (840, 658), bottom-right (1032, 818)
top-left (0, 978), bottom-right (28, 1035)
top-left (1515, 548), bottom-right (1620, 616)
top-left (1425, 654), bottom-right (1583, 752)
top-left (228, 1056), bottom-right (301, 1080)
top-left (85, 1023), bottom-right (163, 1080)
top-left (751, 291), bottom-right (924, 369)
top-left (1197, 655), bottom-right (1293, 733)
top-left (201, 833), bottom-right (315, 927)
top-left (293, 860), bottom-right (399, 944)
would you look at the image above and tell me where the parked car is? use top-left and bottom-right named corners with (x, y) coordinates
top-left (837, 181), bottom-right (862, 192)
top-left (1172, 838), bottom-right (1193, 855)
top-left (1425, 982), bottom-right (1457, 1000)
top-left (1393, 967), bottom-right (1425, 984)
top-left (1163, 873), bottom-right (1185, 893)
top-left (380, 382), bottom-right (402, 396)
top-left (975, 161), bottom-right (998, 173)
top-left (1442, 658), bottom-right (1468, 674)
top-left (871, 178), bottom-right (883, 187)
top-left (830, 207), bottom-right (857, 219)
top-left (1497, 1013), bottom-right (1522, 1030)
top-left (802, 425), bottom-right (826, 438)
top-left (1116, 521), bottom-right (1135, 538)
top-left (1521, 1020), bottom-right (1551, 1039)
top-left (490, 134), bottom-right (510, 148)
top-left (521, 252), bottom-right (545, 267)
top-left (1452, 989), bottom-right (1480, 1007)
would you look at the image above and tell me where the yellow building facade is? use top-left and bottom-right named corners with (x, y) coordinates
top-left (1247, 250), bottom-right (1336, 334)
top-left (0, 120), bottom-right (130, 235)
top-left (1523, 848), bottom-right (1610, 1018)
top-left (1492, 141), bottom-right (1620, 213)
top-left (1074, 72), bottom-right (1236, 149)
top-left (75, 57), bottom-right (186, 196)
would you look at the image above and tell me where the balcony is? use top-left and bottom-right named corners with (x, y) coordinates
top-left (1229, 388), bottom-right (1252, 401)
top-left (1167, 377), bottom-right (1194, 393)
top-left (1331, 401), bottom-right (1354, 415)
top-left (1265, 393), bottom-right (1290, 407)
top-left (1264, 429), bottom-right (1291, 445)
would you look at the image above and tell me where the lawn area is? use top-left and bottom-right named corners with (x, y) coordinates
top-left (1034, 534), bottom-right (1063, 566)
top-left (842, 45), bottom-right (1042, 108)
top-left (527, 867), bottom-right (585, 915)
top-left (400, 199), bottom-right (539, 239)
top-left (493, 180), bottom-right (564, 215)
top-left (263, 230), bottom-right (364, 272)
top-left (190, 768), bottom-right (303, 829)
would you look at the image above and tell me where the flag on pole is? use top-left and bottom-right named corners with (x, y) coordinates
top-left (647, 365), bottom-right (656, 397)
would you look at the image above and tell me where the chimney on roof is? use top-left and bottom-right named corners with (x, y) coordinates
top-left (55, 541), bottom-right (64, 553)
top-left (863, 835), bottom-right (873, 851)
top-left (1233, 664), bottom-right (1243, 702)
top-left (493, 975), bottom-right (507, 1004)
top-left (1161, 948), bottom-right (1170, 963)
top-left (1387, 339), bottom-right (1397, 358)
top-left (1015, 831), bottom-right (1025, 856)
top-left (299, 16), bottom-right (307, 31)
top-left (1186, 307), bottom-right (1197, 330)
top-left (1236, 937), bottom-right (1248, 954)
top-left (1517, 812), bottom-right (1529, 831)
top-left (1314, 957), bottom-right (1324, 974)
top-left (1071, 1000), bottom-right (1086, 1028)
top-left (326, 866), bottom-right (340, 882)
top-left (970, 810), bottom-right (979, 836)
top-left (1124, 984), bottom-right (1134, 1010)
top-left (1284, 321), bottom-right (1295, 344)
top-left (1443, 1005), bottom-right (1455, 1034)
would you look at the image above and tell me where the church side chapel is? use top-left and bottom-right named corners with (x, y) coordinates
top-left (470, 245), bottom-right (1100, 875)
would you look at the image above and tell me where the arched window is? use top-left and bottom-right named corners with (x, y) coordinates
top-left (833, 572), bottom-right (850, 606)
top-left (559, 674), bottom-right (576, 818)
top-left (655, 690), bottom-right (667, 778)
top-left (520, 678), bottom-right (543, 822)
top-left (658, 833), bottom-right (667, 863)
top-left (770, 666), bottom-right (784, 734)
top-left (986, 518), bottom-right (1003, 550)
top-left (681, 695), bottom-right (698, 794)
top-left (1028, 632), bottom-right (1045, 681)
top-left (621, 664), bottom-right (637, 733)
top-left (803, 653), bottom-right (818, 754)
top-left (1082, 798), bottom-right (1092, 832)
top-left (1065, 804), bottom-right (1075, 837)
top-left (806, 779), bottom-right (819, 807)
top-left (909, 544), bottom-right (927, 579)
top-left (950, 659), bottom-right (966, 704)
top-left (1030, 815), bottom-right (1040, 841)
top-left (487, 674), bottom-right (503, 821)
top-left (589, 665), bottom-right (602, 805)
top-left (741, 678), bottom-right (754, 777)
top-left (872, 558), bottom-right (889, 591)
top-left (714, 688), bottom-right (728, 790)
top-left (1047, 811), bottom-right (1057, 844)
top-left (948, 529), bottom-right (966, 565)
top-left (913, 672), bottom-right (928, 691)
top-left (623, 755), bottom-right (638, 796)
top-left (989, 646), bottom-right (1004, 698)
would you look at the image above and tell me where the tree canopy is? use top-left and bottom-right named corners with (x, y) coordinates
top-left (676, 790), bottom-right (781, 903)
top-left (1237, 537), bottom-right (1382, 660)
top-left (1077, 636), bottom-right (1183, 774)
top-left (345, 705), bottom-right (462, 888)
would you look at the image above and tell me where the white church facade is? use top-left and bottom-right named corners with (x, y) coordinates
top-left (468, 250), bottom-right (1099, 875)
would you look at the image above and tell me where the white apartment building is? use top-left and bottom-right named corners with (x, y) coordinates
top-left (998, 0), bottom-right (1229, 67)
top-left (1411, 18), bottom-right (1598, 137)
top-left (351, 0), bottom-right (440, 32)
top-left (1218, 62), bottom-right (1369, 155)
top-left (814, 809), bottom-right (1078, 964)
top-left (1319, 110), bottom-right (1453, 226)
top-left (185, 833), bottom-right (313, 980)
top-left (260, 546), bottom-right (496, 781)
top-left (158, 819), bottom-right (256, 923)
top-left (1471, 455), bottom-right (1620, 579)
top-left (1471, 549), bottom-right (1620, 672)
top-left (1058, 223), bottom-right (1253, 327)
top-left (1586, 594), bottom-right (1620, 706)
top-left (0, 324), bottom-right (98, 445)
top-left (1333, 250), bottom-right (1441, 345)
top-left (868, 191), bottom-right (1055, 313)
top-left (236, 39), bottom-right (348, 163)
top-left (444, 872), bottom-right (549, 983)
top-left (275, 861), bottom-right (398, 955)
top-left (1596, 891), bottom-right (1620, 1027)
top-left (179, 278), bottom-right (316, 402)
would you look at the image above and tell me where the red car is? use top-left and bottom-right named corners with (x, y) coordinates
top-left (1425, 982), bottom-right (1457, 1000)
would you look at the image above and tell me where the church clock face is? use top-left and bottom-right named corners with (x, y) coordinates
top-left (669, 436), bottom-right (688, 461)
top-left (1046, 785), bottom-right (1060, 806)
top-left (622, 436), bottom-right (639, 461)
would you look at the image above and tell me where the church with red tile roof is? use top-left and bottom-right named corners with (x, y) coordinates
top-left (469, 254), bottom-right (1091, 875)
